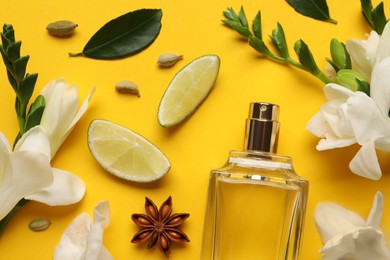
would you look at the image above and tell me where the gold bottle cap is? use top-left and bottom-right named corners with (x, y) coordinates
top-left (244, 102), bottom-right (280, 153)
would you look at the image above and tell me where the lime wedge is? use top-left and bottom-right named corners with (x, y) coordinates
top-left (158, 54), bottom-right (220, 127)
top-left (87, 119), bottom-right (170, 182)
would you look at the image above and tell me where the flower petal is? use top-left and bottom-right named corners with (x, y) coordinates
top-left (315, 202), bottom-right (366, 243)
top-left (85, 202), bottom-right (113, 260)
top-left (0, 150), bottom-right (53, 220)
top-left (14, 126), bottom-right (51, 158)
top-left (349, 141), bottom-right (382, 180)
top-left (25, 168), bottom-right (85, 205)
top-left (347, 92), bottom-right (390, 150)
top-left (53, 212), bottom-right (92, 259)
top-left (370, 57), bottom-right (390, 118)
top-left (321, 227), bottom-right (390, 260)
top-left (367, 192), bottom-right (384, 228)
top-left (376, 21), bottom-right (390, 63)
top-left (346, 38), bottom-right (375, 81)
top-left (53, 86), bottom-right (95, 157)
top-left (54, 201), bottom-right (112, 260)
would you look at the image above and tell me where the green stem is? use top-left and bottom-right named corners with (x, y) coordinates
top-left (68, 52), bottom-right (83, 57)
top-left (0, 199), bottom-right (29, 235)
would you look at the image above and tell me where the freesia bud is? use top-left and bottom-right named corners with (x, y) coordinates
top-left (335, 69), bottom-right (368, 93)
top-left (330, 38), bottom-right (351, 70)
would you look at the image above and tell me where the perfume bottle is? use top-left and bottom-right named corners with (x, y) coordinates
top-left (201, 102), bottom-right (308, 260)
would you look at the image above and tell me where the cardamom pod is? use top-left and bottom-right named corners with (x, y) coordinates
top-left (115, 80), bottom-right (140, 97)
top-left (28, 218), bottom-right (51, 232)
top-left (157, 53), bottom-right (183, 67)
top-left (46, 20), bottom-right (78, 37)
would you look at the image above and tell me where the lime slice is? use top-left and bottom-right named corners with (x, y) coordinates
top-left (158, 54), bottom-right (220, 127)
top-left (87, 119), bottom-right (170, 182)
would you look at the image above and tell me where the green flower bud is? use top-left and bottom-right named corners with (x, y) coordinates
top-left (335, 69), bottom-right (369, 93)
top-left (330, 39), bottom-right (351, 70)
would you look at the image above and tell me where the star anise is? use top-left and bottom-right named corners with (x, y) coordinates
top-left (131, 196), bottom-right (190, 257)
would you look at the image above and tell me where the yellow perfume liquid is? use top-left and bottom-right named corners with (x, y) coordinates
top-left (201, 103), bottom-right (308, 260)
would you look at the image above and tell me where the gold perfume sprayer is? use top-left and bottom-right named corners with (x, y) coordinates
top-left (244, 102), bottom-right (280, 153)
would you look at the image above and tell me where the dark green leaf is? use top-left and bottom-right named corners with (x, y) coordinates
top-left (0, 47), bottom-right (14, 75)
top-left (356, 79), bottom-right (370, 95)
top-left (222, 20), bottom-right (251, 38)
top-left (270, 23), bottom-right (289, 58)
top-left (14, 56), bottom-right (29, 82)
top-left (286, 0), bottom-right (337, 24)
top-left (25, 95), bottom-right (45, 132)
top-left (294, 39), bottom-right (320, 74)
top-left (19, 73), bottom-right (38, 103)
top-left (360, 0), bottom-right (387, 34)
top-left (238, 6), bottom-right (249, 27)
top-left (223, 7), bottom-right (240, 21)
top-left (371, 3), bottom-right (387, 34)
top-left (5, 41), bottom-right (21, 62)
top-left (249, 36), bottom-right (273, 56)
top-left (252, 11), bottom-right (262, 39)
top-left (70, 9), bottom-right (162, 59)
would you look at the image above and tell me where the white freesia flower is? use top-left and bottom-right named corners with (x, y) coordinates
top-left (0, 126), bottom-right (86, 221)
top-left (307, 57), bottom-right (390, 180)
top-left (315, 192), bottom-right (390, 260)
top-left (346, 21), bottom-right (390, 81)
top-left (54, 201), bottom-right (113, 260)
top-left (40, 78), bottom-right (95, 158)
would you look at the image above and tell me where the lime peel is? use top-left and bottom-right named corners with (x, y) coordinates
top-left (87, 119), bottom-right (170, 182)
top-left (158, 54), bottom-right (221, 127)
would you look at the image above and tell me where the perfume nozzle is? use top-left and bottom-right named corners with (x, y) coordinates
top-left (244, 102), bottom-right (280, 153)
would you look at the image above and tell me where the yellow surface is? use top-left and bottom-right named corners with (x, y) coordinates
top-left (0, 0), bottom-right (389, 259)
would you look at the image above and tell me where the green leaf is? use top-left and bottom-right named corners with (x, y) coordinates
top-left (25, 95), bottom-right (45, 132)
top-left (223, 7), bottom-right (240, 21)
top-left (14, 55), bottom-right (29, 82)
top-left (222, 20), bottom-right (252, 38)
top-left (5, 41), bottom-right (21, 62)
top-left (252, 11), bottom-right (262, 39)
top-left (249, 36), bottom-right (276, 58)
top-left (294, 39), bottom-right (321, 74)
top-left (270, 23), bottom-right (290, 58)
top-left (286, 0), bottom-right (337, 24)
top-left (238, 6), bottom-right (249, 27)
top-left (371, 3), bottom-right (387, 34)
top-left (360, 0), bottom-right (387, 34)
top-left (69, 9), bottom-right (162, 59)
top-left (19, 73), bottom-right (38, 104)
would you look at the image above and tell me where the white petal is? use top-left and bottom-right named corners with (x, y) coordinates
top-left (0, 151), bottom-right (53, 220)
top-left (53, 213), bottom-right (92, 260)
top-left (0, 132), bottom-right (11, 153)
top-left (349, 141), bottom-right (382, 180)
top-left (346, 39), bottom-right (374, 80)
top-left (376, 21), bottom-right (390, 63)
top-left (306, 112), bottom-right (330, 138)
top-left (85, 201), bottom-right (112, 260)
top-left (54, 201), bottom-right (112, 260)
top-left (347, 92), bottom-right (390, 150)
top-left (25, 168), bottom-right (85, 205)
top-left (321, 227), bottom-right (390, 260)
top-left (367, 192), bottom-right (384, 228)
top-left (54, 86), bottom-right (95, 154)
top-left (14, 126), bottom-right (51, 158)
top-left (94, 200), bottom-right (111, 229)
top-left (315, 202), bottom-right (366, 243)
top-left (370, 57), bottom-right (390, 117)
top-left (323, 83), bottom-right (355, 100)
top-left (316, 135), bottom-right (356, 150)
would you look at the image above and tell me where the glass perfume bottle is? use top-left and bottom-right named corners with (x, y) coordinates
top-left (201, 102), bottom-right (309, 260)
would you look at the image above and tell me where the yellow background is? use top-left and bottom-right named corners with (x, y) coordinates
top-left (0, 0), bottom-right (389, 259)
